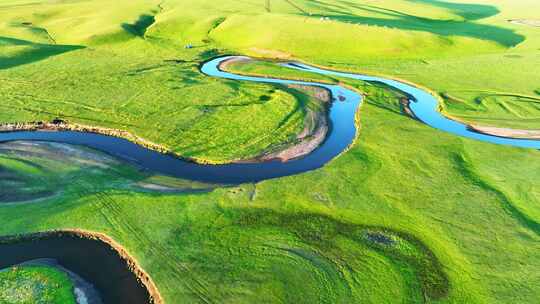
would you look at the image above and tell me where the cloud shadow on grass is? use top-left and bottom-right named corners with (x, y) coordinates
top-left (307, 0), bottom-right (524, 47)
top-left (122, 14), bottom-right (156, 38)
top-left (0, 36), bottom-right (84, 70)
top-left (407, 0), bottom-right (499, 21)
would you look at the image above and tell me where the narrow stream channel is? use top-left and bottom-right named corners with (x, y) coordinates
top-left (1, 55), bottom-right (538, 185)
top-left (279, 60), bottom-right (540, 149)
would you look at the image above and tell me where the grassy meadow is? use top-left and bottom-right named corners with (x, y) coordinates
top-left (1, 0), bottom-right (539, 303)
top-left (0, 265), bottom-right (75, 304)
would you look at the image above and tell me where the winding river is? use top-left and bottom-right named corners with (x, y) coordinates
top-left (1, 56), bottom-right (538, 184)
top-left (1, 56), bottom-right (539, 303)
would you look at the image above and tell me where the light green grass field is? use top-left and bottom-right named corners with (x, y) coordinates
top-left (1, 0), bottom-right (540, 303)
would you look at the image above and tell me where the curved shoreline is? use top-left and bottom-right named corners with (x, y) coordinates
top-left (467, 124), bottom-right (540, 140)
top-left (216, 56), bottom-right (540, 143)
top-left (278, 60), bottom-right (540, 149)
top-left (0, 93), bottom-right (332, 165)
top-left (1, 55), bottom-right (538, 184)
top-left (1, 57), bottom-right (363, 183)
top-left (399, 101), bottom-right (540, 141)
top-left (0, 229), bottom-right (163, 304)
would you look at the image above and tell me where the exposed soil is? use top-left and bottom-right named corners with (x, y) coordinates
top-left (258, 85), bottom-right (330, 162)
top-left (218, 58), bottom-right (333, 162)
top-left (399, 97), bottom-right (419, 120)
top-left (509, 19), bottom-right (540, 27)
top-left (259, 113), bottom-right (328, 162)
top-left (401, 97), bottom-right (540, 140)
top-left (288, 84), bottom-right (331, 103)
top-left (468, 124), bottom-right (540, 139)
top-left (217, 56), bottom-right (251, 70)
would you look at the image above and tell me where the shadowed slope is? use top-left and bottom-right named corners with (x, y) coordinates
top-left (408, 0), bottom-right (500, 20)
top-left (0, 36), bottom-right (84, 70)
top-left (306, 1), bottom-right (523, 47)
top-left (122, 14), bottom-right (156, 38)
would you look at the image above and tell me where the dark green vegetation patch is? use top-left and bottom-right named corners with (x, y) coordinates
top-left (235, 208), bottom-right (449, 301)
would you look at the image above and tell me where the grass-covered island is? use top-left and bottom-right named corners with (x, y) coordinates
top-left (1, 0), bottom-right (539, 303)
top-left (0, 265), bottom-right (75, 304)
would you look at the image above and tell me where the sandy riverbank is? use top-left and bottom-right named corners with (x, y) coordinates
top-left (259, 84), bottom-right (330, 162)
top-left (219, 58), bottom-right (333, 162)
top-left (468, 125), bottom-right (540, 140)
top-left (509, 19), bottom-right (540, 27)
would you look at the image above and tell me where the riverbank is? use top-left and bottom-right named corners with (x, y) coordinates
top-left (0, 120), bottom-right (270, 165)
top-left (0, 229), bottom-right (163, 304)
top-left (219, 57), bottom-right (333, 162)
top-left (509, 19), bottom-right (540, 27)
top-left (0, 120), bottom-right (173, 156)
top-left (258, 84), bottom-right (330, 162)
top-left (0, 93), bottom-right (329, 165)
top-left (468, 125), bottom-right (540, 140)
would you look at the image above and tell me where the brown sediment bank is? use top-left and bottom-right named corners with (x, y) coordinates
top-left (218, 57), bottom-right (335, 162)
top-left (259, 84), bottom-right (330, 162)
top-left (0, 229), bottom-right (163, 304)
top-left (400, 97), bottom-right (540, 140)
top-left (259, 110), bottom-right (328, 162)
top-left (399, 97), bottom-right (419, 120)
top-left (3, 55), bottom-right (360, 169)
top-left (468, 125), bottom-right (540, 140)
top-left (509, 19), bottom-right (540, 27)
top-left (0, 108), bottom-right (330, 165)
top-left (218, 56), bottom-right (251, 70)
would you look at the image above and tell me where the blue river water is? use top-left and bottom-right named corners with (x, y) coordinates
top-left (280, 60), bottom-right (540, 149)
top-left (1, 56), bottom-right (537, 183)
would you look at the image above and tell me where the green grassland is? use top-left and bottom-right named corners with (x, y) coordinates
top-left (0, 265), bottom-right (75, 304)
top-left (1, 0), bottom-right (540, 303)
